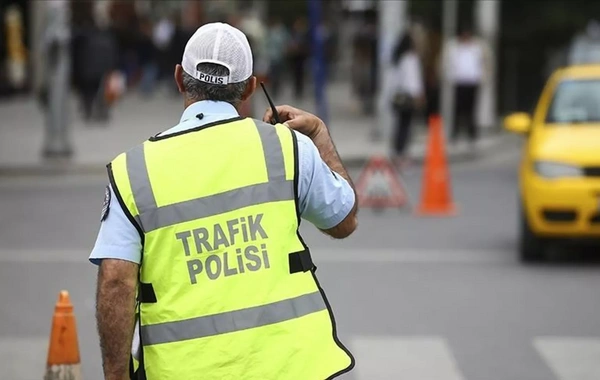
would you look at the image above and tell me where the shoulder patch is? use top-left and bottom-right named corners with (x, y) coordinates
top-left (101, 185), bottom-right (111, 222)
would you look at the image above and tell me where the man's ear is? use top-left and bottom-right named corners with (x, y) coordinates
top-left (174, 64), bottom-right (185, 94)
top-left (241, 76), bottom-right (257, 102)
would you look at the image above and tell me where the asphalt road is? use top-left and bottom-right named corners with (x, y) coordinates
top-left (1, 145), bottom-right (600, 380)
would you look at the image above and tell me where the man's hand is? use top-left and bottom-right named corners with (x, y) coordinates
top-left (96, 259), bottom-right (138, 380)
top-left (263, 104), bottom-right (358, 239)
top-left (263, 105), bottom-right (324, 139)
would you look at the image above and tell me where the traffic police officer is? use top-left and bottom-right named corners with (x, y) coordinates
top-left (91, 22), bottom-right (358, 380)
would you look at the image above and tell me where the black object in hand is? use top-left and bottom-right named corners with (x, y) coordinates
top-left (260, 82), bottom-right (280, 124)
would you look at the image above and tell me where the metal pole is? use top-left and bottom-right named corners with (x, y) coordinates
top-left (475, 0), bottom-right (500, 131)
top-left (440, 0), bottom-right (458, 135)
top-left (31, 0), bottom-right (47, 93)
top-left (42, 0), bottom-right (73, 159)
top-left (309, 0), bottom-right (329, 125)
top-left (376, 0), bottom-right (407, 142)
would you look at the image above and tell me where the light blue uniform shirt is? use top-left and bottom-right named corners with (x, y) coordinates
top-left (90, 101), bottom-right (355, 265)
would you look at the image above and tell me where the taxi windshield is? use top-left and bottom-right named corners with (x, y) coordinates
top-left (546, 79), bottom-right (600, 124)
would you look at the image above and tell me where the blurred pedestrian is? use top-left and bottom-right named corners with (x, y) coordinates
top-left (3, 5), bottom-right (27, 91)
top-left (153, 13), bottom-right (176, 88)
top-left (108, 0), bottom-right (140, 87)
top-left (321, 19), bottom-right (337, 81)
top-left (423, 28), bottom-right (442, 119)
top-left (91, 22), bottom-right (358, 380)
top-left (167, 10), bottom-right (198, 95)
top-left (239, 9), bottom-right (268, 81)
top-left (390, 32), bottom-right (424, 169)
top-left (289, 17), bottom-right (310, 100)
top-left (446, 24), bottom-right (485, 148)
top-left (137, 17), bottom-right (159, 97)
top-left (238, 8), bottom-right (268, 117)
top-left (72, 16), bottom-right (117, 122)
top-left (351, 12), bottom-right (378, 115)
top-left (266, 16), bottom-right (290, 98)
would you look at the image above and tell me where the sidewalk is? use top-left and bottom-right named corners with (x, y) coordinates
top-left (0, 81), bottom-right (514, 176)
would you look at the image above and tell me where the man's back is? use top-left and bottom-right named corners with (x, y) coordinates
top-left (92, 23), bottom-right (357, 380)
top-left (109, 117), bottom-right (354, 379)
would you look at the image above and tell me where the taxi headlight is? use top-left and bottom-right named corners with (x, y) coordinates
top-left (534, 161), bottom-right (583, 178)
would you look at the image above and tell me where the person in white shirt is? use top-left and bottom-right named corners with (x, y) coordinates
top-left (447, 25), bottom-right (484, 145)
top-left (390, 32), bottom-right (424, 168)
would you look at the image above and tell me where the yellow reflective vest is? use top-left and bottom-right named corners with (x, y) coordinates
top-left (109, 117), bottom-right (354, 379)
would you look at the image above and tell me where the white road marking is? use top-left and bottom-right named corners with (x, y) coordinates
top-left (534, 337), bottom-right (600, 380)
top-left (0, 248), bottom-right (509, 264)
top-left (349, 336), bottom-right (466, 380)
top-left (1, 334), bottom-right (599, 380)
top-left (0, 175), bottom-right (106, 188)
top-left (0, 337), bottom-right (48, 380)
top-left (316, 248), bottom-right (508, 264)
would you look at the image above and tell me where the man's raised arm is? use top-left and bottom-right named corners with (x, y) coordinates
top-left (264, 105), bottom-right (358, 239)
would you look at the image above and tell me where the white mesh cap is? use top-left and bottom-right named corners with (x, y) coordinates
top-left (182, 23), bottom-right (253, 85)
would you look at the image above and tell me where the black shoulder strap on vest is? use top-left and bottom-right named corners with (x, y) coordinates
top-left (130, 314), bottom-right (148, 380)
top-left (129, 355), bottom-right (136, 380)
top-left (289, 249), bottom-right (315, 273)
top-left (138, 282), bottom-right (157, 303)
top-left (131, 271), bottom-right (148, 379)
top-left (129, 318), bottom-right (146, 379)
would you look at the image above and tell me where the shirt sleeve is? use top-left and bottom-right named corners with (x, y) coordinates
top-left (295, 131), bottom-right (356, 230)
top-left (406, 54), bottom-right (424, 97)
top-left (395, 54), bottom-right (424, 98)
top-left (89, 184), bottom-right (142, 265)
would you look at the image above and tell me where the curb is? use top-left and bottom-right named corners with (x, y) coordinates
top-left (0, 133), bottom-right (517, 177)
top-left (342, 132), bottom-right (518, 169)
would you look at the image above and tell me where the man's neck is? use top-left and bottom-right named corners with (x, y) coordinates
top-left (184, 97), bottom-right (197, 109)
top-left (184, 98), bottom-right (240, 113)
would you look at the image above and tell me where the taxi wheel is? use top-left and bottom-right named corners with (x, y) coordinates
top-left (520, 208), bottom-right (546, 262)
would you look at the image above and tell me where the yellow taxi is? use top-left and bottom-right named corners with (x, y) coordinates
top-left (504, 65), bottom-right (600, 261)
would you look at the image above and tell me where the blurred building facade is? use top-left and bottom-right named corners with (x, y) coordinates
top-left (3, 0), bottom-right (600, 122)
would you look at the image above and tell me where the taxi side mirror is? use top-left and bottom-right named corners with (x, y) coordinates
top-left (503, 112), bottom-right (532, 134)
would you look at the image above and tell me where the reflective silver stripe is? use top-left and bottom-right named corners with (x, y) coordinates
top-left (125, 120), bottom-right (292, 232)
top-left (141, 291), bottom-right (326, 346)
top-left (133, 214), bottom-right (143, 229)
top-left (140, 181), bottom-right (294, 232)
top-left (255, 121), bottom-right (286, 181)
top-left (126, 144), bottom-right (155, 231)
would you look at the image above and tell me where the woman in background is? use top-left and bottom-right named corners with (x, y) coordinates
top-left (390, 32), bottom-right (424, 169)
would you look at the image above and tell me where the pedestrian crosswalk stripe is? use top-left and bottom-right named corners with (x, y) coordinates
top-left (0, 337), bottom-right (48, 380)
top-left (348, 336), bottom-right (466, 380)
top-left (3, 335), bottom-right (600, 379)
top-left (534, 337), bottom-right (600, 380)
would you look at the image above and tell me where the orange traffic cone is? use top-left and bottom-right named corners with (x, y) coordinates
top-left (44, 291), bottom-right (82, 380)
top-left (416, 114), bottom-right (457, 216)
